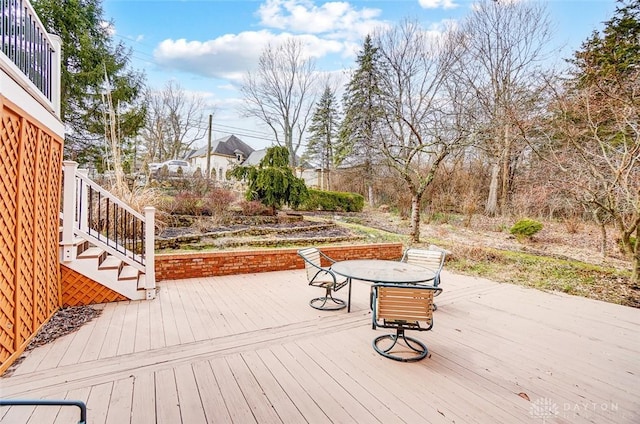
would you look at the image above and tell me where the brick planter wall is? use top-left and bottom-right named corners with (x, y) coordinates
top-left (155, 243), bottom-right (404, 281)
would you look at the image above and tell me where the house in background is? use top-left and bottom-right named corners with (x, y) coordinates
top-left (186, 134), bottom-right (254, 181)
top-left (243, 149), bottom-right (326, 189)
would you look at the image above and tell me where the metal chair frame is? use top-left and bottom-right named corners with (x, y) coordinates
top-left (298, 247), bottom-right (348, 311)
top-left (370, 283), bottom-right (442, 362)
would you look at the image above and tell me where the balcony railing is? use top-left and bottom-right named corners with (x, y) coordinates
top-left (1, 0), bottom-right (60, 114)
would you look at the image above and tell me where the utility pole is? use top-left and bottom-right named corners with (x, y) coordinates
top-left (206, 114), bottom-right (212, 179)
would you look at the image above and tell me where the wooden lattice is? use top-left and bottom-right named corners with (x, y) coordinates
top-left (17, 119), bottom-right (37, 347)
top-left (0, 95), bottom-right (63, 373)
top-left (0, 105), bottom-right (19, 365)
top-left (61, 265), bottom-right (127, 306)
top-left (47, 139), bottom-right (62, 314)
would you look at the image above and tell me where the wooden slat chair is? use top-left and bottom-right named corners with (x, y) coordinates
top-left (297, 247), bottom-right (348, 311)
top-left (400, 247), bottom-right (446, 310)
top-left (370, 283), bottom-right (442, 362)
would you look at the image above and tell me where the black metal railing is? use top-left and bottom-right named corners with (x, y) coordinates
top-left (0, 399), bottom-right (86, 424)
top-left (1, 0), bottom-right (54, 101)
top-left (75, 175), bottom-right (146, 266)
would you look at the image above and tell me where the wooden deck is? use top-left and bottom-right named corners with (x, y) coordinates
top-left (1, 269), bottom-right (639, 423)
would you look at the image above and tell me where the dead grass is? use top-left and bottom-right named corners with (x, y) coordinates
top-left (353, 209), bottom-right (638, 308)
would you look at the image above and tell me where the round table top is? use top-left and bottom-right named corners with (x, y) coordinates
top-left (331, 259), bottom-right (436, 284)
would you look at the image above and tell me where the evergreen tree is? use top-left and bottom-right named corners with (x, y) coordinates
top-left (305, 85), bottom-right (340, 189)
top-left (229, 146), bottom-right (308, 214)
top-left (33, 0), bottom-right (146, 167)
top-left (572, 0), bottom-right (640, 91)
top-left (339, 35), bottom-right (384, 204)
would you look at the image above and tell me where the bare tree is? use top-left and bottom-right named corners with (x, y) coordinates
top-left (373, 20), bottom-right (468, 242)
top-left (546, 0), bottom-right (640, 282)
top-left (549, 84), bottom-right (640, 279)
top-left (241, 38), bottom-right (317, 167)
top-left (141, 81), bottom-right (208, 166)
top-left (453, 0), bottom-right (553, 216)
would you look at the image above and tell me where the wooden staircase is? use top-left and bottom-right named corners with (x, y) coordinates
top-left (59, 161), bottom-right (156, 302)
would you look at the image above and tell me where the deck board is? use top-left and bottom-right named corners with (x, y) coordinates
top-left (1, 269), bottom-right (638, 424)
top-left (174, 364), bottom-right (208, 424)
top-left (80, 302), bottom-right (116, 363)
top-left (210, 356), bottom-right (257, 423)
top-left (98, 301), bottom-right (127, 359)
top-left (104, 377), bottom-right (133, 424)
top-left (130, 372), bottom-right (155, 424)
top-left (191, 360), bottom-right (233, 424)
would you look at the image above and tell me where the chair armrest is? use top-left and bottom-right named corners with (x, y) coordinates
top-left (317, 249), bottom-right (337, 265)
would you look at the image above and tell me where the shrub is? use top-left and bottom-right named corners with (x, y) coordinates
top-left (238, 200), bottom-right (271, 216)
top-left (172, 191), bottom-right (204, 216)
top-left (510, 219), bottom-right (543, 240)
top-left (204, 188), bottom-right (236, 217)
top-left (298, 189), bottom-right (364, 212)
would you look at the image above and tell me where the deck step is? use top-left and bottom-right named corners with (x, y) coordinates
top-left (77, 247), bottom-right (105, 259)
top-left (99, 256), bottom-right (122, 270)
top-left (119, 265), bottom-right (140, 281)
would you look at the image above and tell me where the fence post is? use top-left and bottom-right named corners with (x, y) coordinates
top-left (61, 161), bottom-right (78, 262)
top-left (144, 206), bottom-right (156, 299)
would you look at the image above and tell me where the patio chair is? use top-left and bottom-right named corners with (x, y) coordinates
top-left (297, 247), bottom-right (349, 310)
top-left (400, 247), bottom-right (446, 310)
top-left (370, 283), bottom-right (442, 362)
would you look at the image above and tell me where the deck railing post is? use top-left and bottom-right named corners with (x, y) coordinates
top-left (49, 34), bottom-right (62, 118)
top-left (61, 160), bottom-right (78, 262)
top-left (144, 206), bottom-right (156, 299)
top-left (77, 169), bottom-right (89, 233)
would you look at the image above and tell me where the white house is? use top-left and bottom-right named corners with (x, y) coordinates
top-left (187, 135), bottom-right (255, 181)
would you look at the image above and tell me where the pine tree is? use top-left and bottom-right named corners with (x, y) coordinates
top-left (572, 0), bottom-right (640, 91)
top-left (305, 85), bottom-right (340, 189)
top-left (33, 0), bottom-right (146, 167)
top-left (339, 35), bottom-right (384, 204)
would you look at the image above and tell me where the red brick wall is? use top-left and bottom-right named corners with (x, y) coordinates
top-left (155, 243), bottom-right (404, 281)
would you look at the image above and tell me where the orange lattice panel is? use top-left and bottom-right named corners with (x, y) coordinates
top-left (0, 97), bottom-right (64, 373)
top-left (61, 265), bottom-right (127, 306)
top-left (47, 139), bottom-right (62, 314)
top-left (0, 104), bottom-right (20, 364)
top-left (34, 128), bottom-right (53, 327)
top-left (16, 120), bottom-right (37, 346)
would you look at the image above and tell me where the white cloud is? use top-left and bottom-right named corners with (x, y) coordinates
top-left (418, 0), bottom-right (458, 10)
top-left (257, 0), bottom-right (387, 40)
top-left (100, 20), bottom-right (116, 37)
top-left (154, 30), bottom-right (344, 81)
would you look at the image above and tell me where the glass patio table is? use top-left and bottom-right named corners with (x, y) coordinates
top-left (331, 259), bottom-right (437, 312)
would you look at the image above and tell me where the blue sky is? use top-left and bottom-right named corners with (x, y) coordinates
top-left (103, 0), bottom-right (618, 151)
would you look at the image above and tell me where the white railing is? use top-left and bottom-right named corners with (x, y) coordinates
top-left (60, 160), bottom-right (156, 294)
top-left (0, 0), bottom-right (61, 116)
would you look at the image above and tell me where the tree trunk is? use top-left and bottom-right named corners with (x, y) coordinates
top-left (499, 125), bottom-right (512, 216)
top-left (633, 225), bottom-right (640, 284)
top-left (599, 221), bottom-right (608, 258)
top-left (410, 193), bottom-right (422, 243)
top-left (485, 162), bottom-right (499, 217)
top-left (368, 184), bottom-right (374, 207)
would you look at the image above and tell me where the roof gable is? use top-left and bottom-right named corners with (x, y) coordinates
top-left (188, 134), bottom-right (255, 159)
